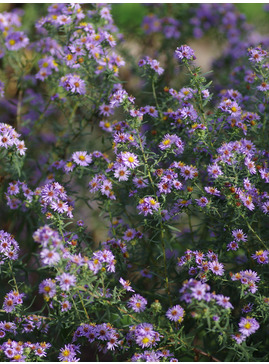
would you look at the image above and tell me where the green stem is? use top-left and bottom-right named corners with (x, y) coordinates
top-left (244, 217), bottom-right (268, 250)
top-left (8, 261), bottom-right (19, 292)
top-left (137, 134), bottom-right (171, 304)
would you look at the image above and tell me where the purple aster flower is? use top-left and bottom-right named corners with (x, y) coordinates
top-left (242, 303), bottom-right (254, 313)
top-left (227, 241), bottom-right (239, 251)
top-left (59, 74), bottom-right (86, 95)
top-left (128, 294), bottom-right (147, 312)
top-left (207, 164), bottom-right (223, 179)
top-left (123, 228), bottom-right (136, 241)
top-left (251, 250), bottom-right (269, 264)
top-left (114, 165), bottom-right (130, 181)
top-left (196, 196), bottom-right (209, 207)
top-left (261, 201), bottom-right (269, 214)
top-left (0, 230), bottom-right (20, 262)
top-left (72, 151), bottom-right (92, 166)
top-left (58, 344), bottom-right (80, 362)
top-left (215, 294), bottom-right (234, 309)
top-left (56, 273), bottom-right (76, 291)
top-left (191, 281), bottom-right (207, 300)
top-left (166, 305), bottom-right (185, 323)
top-left (232, 229), bottom-right (247, 242)
top-left (119, 277), bottom-right (135, 292)
top-left (121, 152), bottom-right (139, 169)
top-left (180, 165), bottom-right (197, 180)
top-left (208, 261), bottom-right (224, 276)
top-left (175, 45), bottom-right (196, 62)
top-left (39, 278), bottom-right (57, 299)
top-left (238, 317), bottom-right (260, 337)
top-left (61, 300), bottom-right (72, 312)
top-left (231, 333), bottom-right (246, 344)
top-left (244, 157), bottom-right (256, 174)
top-left (158, 180), bottom-right (172, 194)
top-left (248, 46), bottom-right (267, 63)
top-left (3, 291), bottom-right (24, 313)
top-left (204, 186), bottom-right (221, 196)
top-left (257, 81), bottom-right (269, 92)
top-left (133, 177), bottom-right (148, 189)
top-left (146, 105), bottom-right (158, 117)
top-left (40, 248), bottom-right (61, 266)
top-left (99, 103), bottom-right (114, 117)
top-left (5, 31), bottom-right (29, 51)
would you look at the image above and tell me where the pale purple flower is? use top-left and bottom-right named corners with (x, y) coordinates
top-left (227, 241), bottom-right (239, 251)
top-left (215, 294), bottom-right (234, 309)
top-left (121, 152), bottom-right (139, 169)
top-left (61, 300), bottom-right (72, 312)
top-left (40, 248), bottom-right (61, 266)
top-left (196, 196), bottom-right (208, 207)
top-left (114, 165), bottom-right (130, 181)
top-left (5, 31), bottom-right (29, 51)
top-left (204, 186), bottom-right (221, 196)
top-left (238, 317), bottom-right (259, 337)
top-left (127, 294), bottom-right (147, 312)
top-left (39, 279), bottom-right (57, 299)
top-left (232, 229), bottom-right (247, 242)
top-left (191, 282), bottom-right (207, 300)
top-left (166, 305), bottom-right (185, 323)
top-left (72, 151), bottom-right (92, 166)
top-left (207, 164), bottom-right (223, 179)
top-left (56, 273), bottom-right (76, 291)
top-left (175, 45), bottom-right (196, 62)
top-left (209, 261), bottom-right (224, 276)
top-left (119, 277), bottom-right (135, 292)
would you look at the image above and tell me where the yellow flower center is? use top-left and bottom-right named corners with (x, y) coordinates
top-left (9, 39), bottom-right (16, 46)
top-left (128, 156), bottom-right (134, 163)
top-left (62, 349), bottom-right (70, 357)
top-left (163, 139), bottom-right (171, 145)
top-left (142, 337), bottom-right (150, 344)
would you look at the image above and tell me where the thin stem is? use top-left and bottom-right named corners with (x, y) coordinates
top-left (244, 217), bottom-right (268, 250)
top-left (160, 223), bottom-right (172, 306)
top-left (152, 78), bottom-right (163, 119)
top-left (137, 134), bottom-right (171, 304)
top-left (70, 294), bottom-right (82, 321)
top-left (188, 212), bottom-right (195, 245)
top-left (78, 293), bottom-right (90, 321)
top-left (16, 90), bottom-right (23, 131)
top-left (8, 261), bottom-right (19, 292)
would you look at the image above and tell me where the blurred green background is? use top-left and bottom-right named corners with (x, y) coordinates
top-left (0, 3), bottom-right (268, 35)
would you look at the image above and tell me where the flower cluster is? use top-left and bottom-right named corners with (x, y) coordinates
top-left (129, 323), bottom-right (161, 349)
top-left (180, 279), bottom-right (234, 310)
top-left (231, 270), bottom-right (260, 294)
top-left (0, 123), bottom-right (26, 156)
top-left (232, 317), bottom-right (260, 344)
top-left (73, 323), bottom-right (120, 352)
top-left (2, 290), bottom-right (24, 313)
top-left (0, 230), bottom-right (20, 262)
top-left (1, 3), bottom-right (269, 362)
